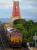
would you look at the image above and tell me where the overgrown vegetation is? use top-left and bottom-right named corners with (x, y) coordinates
top-left (13, 19), bottom-right (37, 42)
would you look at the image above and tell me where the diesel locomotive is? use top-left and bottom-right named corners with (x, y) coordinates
top-left (4, 24), bottom-right (23, 47)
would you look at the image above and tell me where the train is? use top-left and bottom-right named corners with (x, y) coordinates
top-left (4, 24), bottom-right (23, 47)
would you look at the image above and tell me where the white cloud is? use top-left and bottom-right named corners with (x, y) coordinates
top-left (0, 0), bottom-right (13, 9)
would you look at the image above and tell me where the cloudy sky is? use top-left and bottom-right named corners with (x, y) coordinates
top-left (0, 0), bottom-right (37, 22)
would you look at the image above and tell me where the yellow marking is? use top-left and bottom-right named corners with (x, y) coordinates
top-left (11, 37), bottom-right (22, 43)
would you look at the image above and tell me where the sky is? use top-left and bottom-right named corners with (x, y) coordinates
top-left (0, 0), bottom-right (37, 22)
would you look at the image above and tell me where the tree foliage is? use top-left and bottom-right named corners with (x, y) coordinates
top-left (13, 19), bottom-right (37, 42)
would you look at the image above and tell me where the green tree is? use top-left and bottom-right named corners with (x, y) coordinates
top-left (13, 19), bottom-right (37, 42)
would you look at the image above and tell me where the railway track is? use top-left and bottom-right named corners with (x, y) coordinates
top-left (0, 47), bottom-right (29, 50)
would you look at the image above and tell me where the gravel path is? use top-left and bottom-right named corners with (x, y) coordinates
top-left (31, 47), bottom-right (37, 50)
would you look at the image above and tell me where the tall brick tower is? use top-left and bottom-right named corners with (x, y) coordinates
top-left (11, 0), bottom-right (20, 21)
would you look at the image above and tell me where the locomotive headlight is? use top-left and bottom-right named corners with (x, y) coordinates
top-left (11, 37), bottom-right (14, 42)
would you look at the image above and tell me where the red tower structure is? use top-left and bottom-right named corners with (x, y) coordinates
top-left (12, 0), bottom-right (20, 21)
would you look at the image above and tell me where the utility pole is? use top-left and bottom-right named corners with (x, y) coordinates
top-left (35, 32), bottom-right (36, 48)
top-left (33, 32), bottom-right (37, 47)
